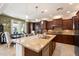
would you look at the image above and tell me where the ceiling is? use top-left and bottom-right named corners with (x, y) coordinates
top-left (0, 3), bottom-right (79, 21)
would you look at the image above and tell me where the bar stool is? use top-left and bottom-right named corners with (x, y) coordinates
top-left (2, 32), bottom-right (17, 48)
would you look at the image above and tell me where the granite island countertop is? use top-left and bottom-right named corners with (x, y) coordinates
top-left (15, 35), bottom-right (56, 53)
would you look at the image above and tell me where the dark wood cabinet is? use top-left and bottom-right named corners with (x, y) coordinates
top-left (47, 21), bottom-right (53, 30)
top-left (47, 18), bottom-right (63, 30)
top-left (62, 19), bottom-right (73, 30)
top-left (52, 18), bottom-right (63, 27)
top-left (54, 35), bottom-right (74, 45)
top-left (49, 40), bottom-right (56, 55)
top-left (27, 18), bottom-right (73, 33)
top-left (24, 48), bottom-right (42, 56)
top-left (27, 22), bottom-right (31, 34)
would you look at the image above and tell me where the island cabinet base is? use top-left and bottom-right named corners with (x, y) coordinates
top-left (24, 48), bottom-right (42, 56)
top-left (24, 41), bottom-right (56, 56)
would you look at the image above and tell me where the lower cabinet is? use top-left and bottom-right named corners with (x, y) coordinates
top-left (24, 40), bottom-right (56, 56)
top-left (54, 35), bottom-right (74, 45)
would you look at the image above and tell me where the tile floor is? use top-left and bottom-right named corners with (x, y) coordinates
top-left (0, 44), bottom-right (16, 56)
top-left (53, 42), bottom-right (79, 56)
top-left (0, 42), bottom-right (79, 56)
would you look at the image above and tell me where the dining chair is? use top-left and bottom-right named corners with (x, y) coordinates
top-left (4, 32), bottom-right (11, 47)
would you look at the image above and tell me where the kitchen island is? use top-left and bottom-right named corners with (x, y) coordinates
top-left (15, 34), bottom-right (56, 56)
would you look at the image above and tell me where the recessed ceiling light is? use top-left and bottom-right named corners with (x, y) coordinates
top-left (41, 9), bottom-right (48, 13)
top-left (67, 11), bottom-right (71, 13)
top-left (53, 15), bottom-right (62, 19)
top-left (42, 18), bottom-right (48, 20)
top-left (26, 15), bottom-right (28, 19)
top-left (35, 19), bottom-right (38, 21)
top-left (44, 9), bottom-right (48, 12)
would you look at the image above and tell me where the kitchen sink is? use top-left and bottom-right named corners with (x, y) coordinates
top-left (40, 35), bottom-right (51, 39)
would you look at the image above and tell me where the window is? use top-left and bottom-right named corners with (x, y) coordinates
top-left (11, 19), bottom-right (25, 34)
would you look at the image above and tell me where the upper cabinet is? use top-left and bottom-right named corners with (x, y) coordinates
top-left (62, 19), bottom-right (73, 30)
top-left (47, 18), bottom-right (63, 30)
top-left (52, 18), bottom-right (63, 27)
top-left (46, 18), bottom-right (73, 30)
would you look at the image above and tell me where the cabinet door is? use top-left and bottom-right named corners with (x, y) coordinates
top-left (54, 35), bottom-right (74, 45)
top-left (47, 21), bottom-right (53, 29)
top-left (42, 44), bottom-right (49, 56)
top-left (49, 41), bottom-right (56, 56)
top-left (53, 19), bottom-right (62, 27)
top-left (62, 19), bottom-right (73, 30)
top-left (47, 19), bottom-right (62, 30)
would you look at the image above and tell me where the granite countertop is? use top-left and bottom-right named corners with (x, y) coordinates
top-left (15, 34), bottom-right (56, 53)
top-left (48, 30), bottom-right (79, 35)
top-left (60, 30), bottom-right (75, 35)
